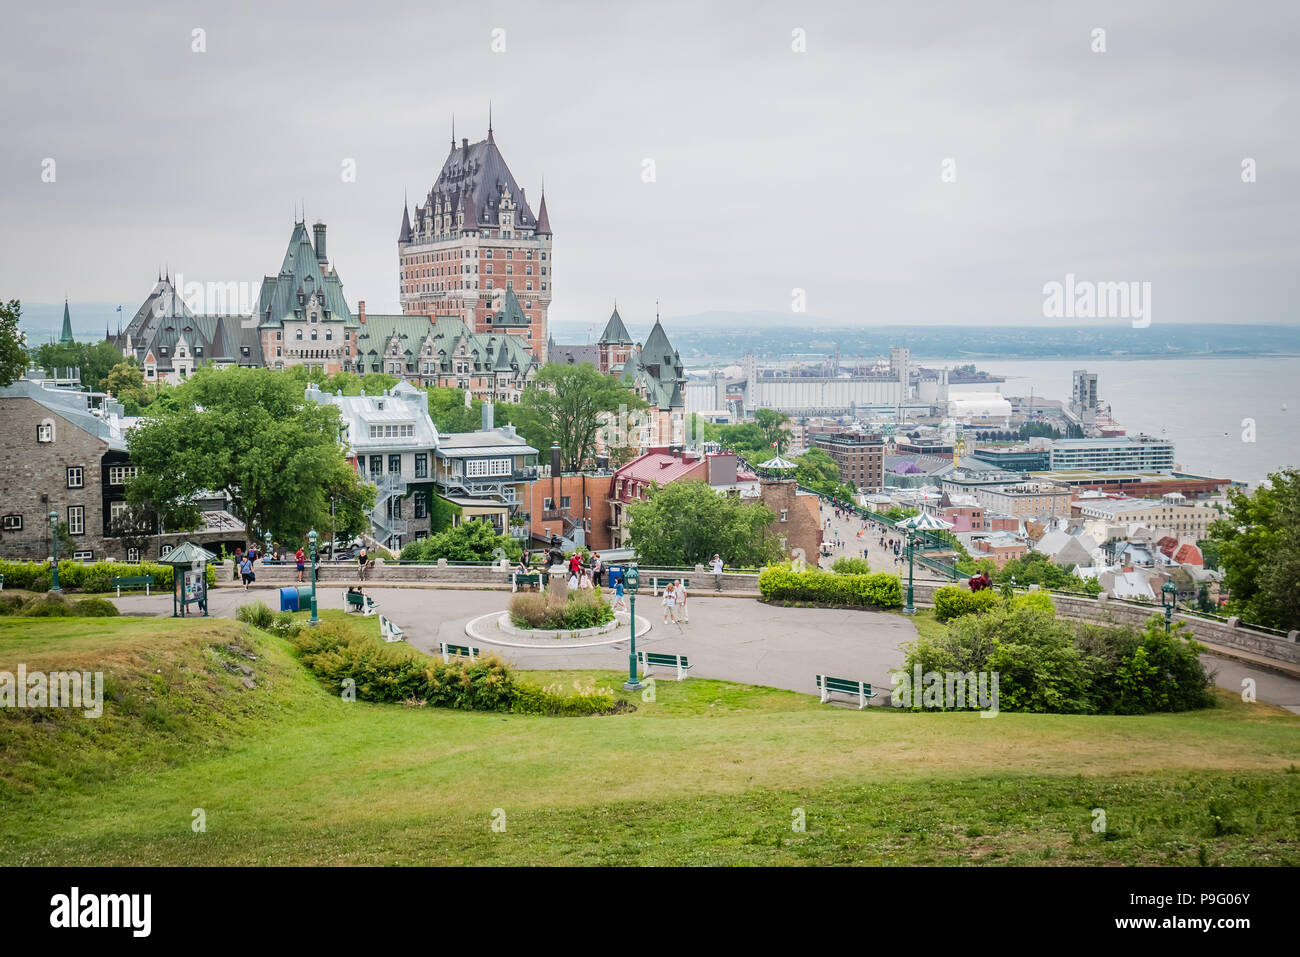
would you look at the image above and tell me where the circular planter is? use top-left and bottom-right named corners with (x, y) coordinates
top-left (464, 611), bottom-right (653, 648)
top-left (496, 611), bottom-right (621, 640)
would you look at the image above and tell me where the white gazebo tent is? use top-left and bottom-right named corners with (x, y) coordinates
top-left (757, 455), bottom-right (798, 471)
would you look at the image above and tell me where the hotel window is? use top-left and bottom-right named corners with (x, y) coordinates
top-left (326, 330), bottom-right (332, 341)
top-left (67, 506), bottom-right (84, 536)
top-left (37, 423), bottom-right (54, 442)
top-left (296, 330), bottom-right (303, 340)
top-left (110, 500), bottom-right (130, 525)
top-left (1, 514), bottom-right (21, 531)
top-left (560, 496), bottom-right (571, 509)
top-left (66, 466), bottom-right (84, 488)
top-left (369, 455), bottom-right (382, 475)
top-left (311, 330), bottom-right (318, 341)
top-left (73, 550), bottom-right (94, 562)
top-left (389, 454), bottom-right (401, 474)
top-left (543, 497), bottom-right (554, 511)
top-left (109, 465), bottom-right (139, 485)
top-left (161, 544), bottom-right (172, 557)
top-left (584, 496), bottom-right (590, 510)
top-left (126, 547), bottom-right (140, 562)
top-left (415, 453), bottom-right (428, 478)
top-left (414, 494), bottom-right (426, 519)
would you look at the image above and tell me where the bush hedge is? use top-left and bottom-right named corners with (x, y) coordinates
top-left (508, 588), bottom-right (614, 630)
top-left (830, 557), bottom-right (872, 575)
top-left (0, 559), bottom-right (217, 593)
top-left (287, 621), bottom-right (622, 716)
top-left (900, 606), bottom-right (1212, 715)
top-left (759, 563), bottom-right (903, 608)
top-left (933, 585), bottom-right (1002, 621)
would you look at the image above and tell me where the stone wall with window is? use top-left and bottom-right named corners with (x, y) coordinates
top-left (0, 397), bottom-right (112, 560)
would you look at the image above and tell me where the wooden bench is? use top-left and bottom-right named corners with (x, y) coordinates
top-left (379, 614), bottom-right (405, 643)
top-left (113, 574), bottom-right (154, 597)
top-left (651, 577), bottom-right (690, 596)
top-left (345, 592), bottom-right (378, 616)
top-left (636, 650), bottom-right (692, 682)
top-left (439, 641), bottom-right (479, 663)
top-left (511, 572), bottom-right (542, 592)
top-left (815, 674), bottom-right (877, 710)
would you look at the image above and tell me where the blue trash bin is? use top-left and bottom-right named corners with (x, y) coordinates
top-left (279, 586), bottom-right (300, 612)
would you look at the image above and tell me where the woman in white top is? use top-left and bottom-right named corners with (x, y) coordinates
top-left (662, 582), bottom-right (676, 624)
top-left (675, 580), bottom-right (688, 623)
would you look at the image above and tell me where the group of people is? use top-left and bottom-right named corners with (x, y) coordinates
top-left (661, 579), bottom-right (689, 625)
top-left (233, 544), bottom-right (263, 590)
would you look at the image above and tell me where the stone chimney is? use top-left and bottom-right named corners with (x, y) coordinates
top-left (481, 400), bottom-right (494, 432)
top-left (357, 300), bottom-right (366, 324)
top-left (313, 222), bottom-right (327, 263)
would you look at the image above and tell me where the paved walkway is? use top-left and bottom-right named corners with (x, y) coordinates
top-left (112, 584), bottom-right (1300, 712)
top-left (816, 501), bottom-right (912, 574)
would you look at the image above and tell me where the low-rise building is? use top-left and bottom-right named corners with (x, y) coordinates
top-left (1, 375), bottom-right (243, 561)
top-left (1073, 494), bottom-right (1214, 540)
top-left (971, 482), bottom-right (1072, 522)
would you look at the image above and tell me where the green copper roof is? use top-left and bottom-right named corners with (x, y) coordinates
top-left (59, 300), bottom-right (73, 343)
top-left (598, 306), bottom-right (632, 344)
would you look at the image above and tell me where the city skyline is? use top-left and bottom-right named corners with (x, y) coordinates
top-left (3, 1), bottom-right (1298, 330)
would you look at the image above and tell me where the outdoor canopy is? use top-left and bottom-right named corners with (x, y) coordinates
top-left (894, 511), bottom-right (955, 532)
top-left (756, 455), bottom-right (798, 470)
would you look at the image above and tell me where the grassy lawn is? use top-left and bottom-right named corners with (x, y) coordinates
top-left (1, 613), bottom-right (1298, 865)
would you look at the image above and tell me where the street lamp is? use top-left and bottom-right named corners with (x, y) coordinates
top-left (623, 565), bottom-right (644, 691)
top-left (1161, 580), bottom-right (1177, 635)
top-left (903, 527), bottom-right (916, 615)
top-left (48, 509), bottom-right (61, 592)
top-left (307, 529), bottom-right (320, 625)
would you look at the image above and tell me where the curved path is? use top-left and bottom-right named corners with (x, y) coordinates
top-left (113, 584), bottom-right (1300, 712)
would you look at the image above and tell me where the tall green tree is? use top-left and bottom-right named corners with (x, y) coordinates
top-left (125, 366), bottom-right (374, 544)
top-left (754, 408), bottom-right (791, 454)
top-left (520, 362), bottom-right (646, 472)
top-left (1207, 467), bottom-right (1300, 630)
top-left (28, 339), bottom-right (124, 392)
top-left (626, 480), bottom-right (782, 567)
top-left (105, 360), bottom-right (147, 405)
top-left (0, 299), bottom-right (26, 386)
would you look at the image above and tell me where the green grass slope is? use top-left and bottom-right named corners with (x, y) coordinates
top-left (1, 613), bottom-right (1298, 865)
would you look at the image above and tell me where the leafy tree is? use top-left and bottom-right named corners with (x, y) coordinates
top-left (626, 480), bottom-right (782, 567)
top-left (0, 299), bottom-right (27, 386)
top-left (1197, 537), bottom-right (1221, 571)
top-left (105, 360), bottom-right (148, 405)
top-left (1207, 467), bottom-right (1300, 630)
top-left (520, 362), bottom-right (645, 472)
top-left (125, 366), bottom-right (374, 544)
top-left (285, 365), bottom-right (398, 398)
top-left (793, 448), bottom-right (855, 500)
top-left (754, 408), bottom-right (791, 454)
top-left (423, 384), bottom-right (494, 434)
top-left (399, 518), bottom-right (521, 563)
top-left (712, 422), bottom-right (768, 459)
top-left (27, 339), bottom-right (124, 392)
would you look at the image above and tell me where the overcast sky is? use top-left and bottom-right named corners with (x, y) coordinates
top-left (2, 0), bottom-right (1297, 332)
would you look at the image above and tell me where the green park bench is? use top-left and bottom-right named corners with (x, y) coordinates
top-left (345, 591), bottom-right (378, 616)
top-left (113, 574), bottom-right (154, 597)
top-left (636, 650), bottom-right (692, 682)
top-left (816, 674), bottom-right (877, 710)
top-left (379, 614), bottom-right (405, 643)
top-left (511, 572), bottom-right (542, 592)
top-left (650, 576), bottom-right (690, 596)
top-left (439, 641), bottom-right (479, 663)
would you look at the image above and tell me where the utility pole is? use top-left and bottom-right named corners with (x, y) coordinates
top-left (330, 496), bottom-right (336, 562)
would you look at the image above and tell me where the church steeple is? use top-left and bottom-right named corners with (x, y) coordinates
top-left (59, 299), bottom-right (73, 344)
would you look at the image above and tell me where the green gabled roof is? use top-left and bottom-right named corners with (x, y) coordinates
top-left (641, 317), bottom-right (675, 367)
top-left (256, 221), bottom-right (353, 327)
top-left (598, 306), bottom-right (632, 344)
top-left (491, 286), bottom-right (529, 326)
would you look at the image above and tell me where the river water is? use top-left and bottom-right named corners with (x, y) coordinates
top-left (936, 357), bottom-right (1300, 488)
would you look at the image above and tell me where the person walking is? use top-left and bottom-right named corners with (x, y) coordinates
top-left (233, 546), bottom-right (244, 582)
top-left (710, 553), bottom-right (724, 592)
top-left (613, 574), bottom-right (626, 612)
top-left (676, 579), bottom-right (689, 624)
top-left (239, 554), bottom-right (254, 591)
top-left (592, 553), bottom-right (603, 588)
top-left (295, 546), bottom-right (306, 583)
top-left (662, 581), bottom-right (677, 625)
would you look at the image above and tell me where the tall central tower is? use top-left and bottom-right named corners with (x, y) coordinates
top-left (398, 120), bottom-right (552, 361)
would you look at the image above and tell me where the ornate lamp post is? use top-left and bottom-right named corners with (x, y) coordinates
top-left (902, 528), bottom-right (916, 614)
top-left (623, 565), bottom-right (644, 691)
top-left (48, 509), bottom-right (61, 592)
top-left (1161, 580), bottom-right (1177, 635)
top-left (307, 529), bottom-right (320, 625)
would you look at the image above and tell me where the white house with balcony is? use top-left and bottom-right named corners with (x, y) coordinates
top-left (434, 403), bottom-right (539, 537)
top-left (307, 380), bottom-right (439, 549)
